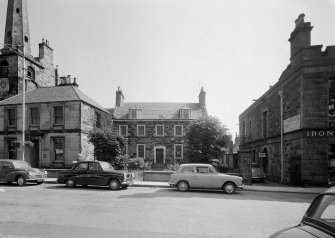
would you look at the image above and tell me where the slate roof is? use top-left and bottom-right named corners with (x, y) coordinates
top-left (109, 102), bottom-right (207, 120)
top-left (0, 85), bottom-right (109, 113)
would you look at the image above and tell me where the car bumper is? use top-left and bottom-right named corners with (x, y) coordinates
top-left (237, 184), bottom-right (244, 190)
top-left (122, 179), bottom-right (133, 186)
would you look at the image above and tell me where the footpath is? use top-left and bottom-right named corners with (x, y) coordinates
top-left (45, 178), bottom-right (330, 195)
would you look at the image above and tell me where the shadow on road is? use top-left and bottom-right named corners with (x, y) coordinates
top-left (118, 187), bottom-right (316, 203)
top-left (43, 184), bottom-right (128, 192)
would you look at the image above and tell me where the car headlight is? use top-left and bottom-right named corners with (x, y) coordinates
top-left (28, 171), bottom-right (34, 176)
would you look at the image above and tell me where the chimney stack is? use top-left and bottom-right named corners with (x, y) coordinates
top-left (115, 86), bottom-right (124, 107)
top-left (288, 14), bottom-right (313, 60)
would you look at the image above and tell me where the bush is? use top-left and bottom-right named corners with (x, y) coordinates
top-left (127, 158), bottom-right (145, 170)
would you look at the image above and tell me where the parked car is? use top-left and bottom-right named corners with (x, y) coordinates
top-left (57, 161), bottom-right (133, 190)
top-left (168, 163), bottom-right (244, 194)
top-left (0, 159), bottom-right (47, 186)
top-left (251, 163), bottom-right (265, 182)
top-left (269, 186), bottom-right (335, 238)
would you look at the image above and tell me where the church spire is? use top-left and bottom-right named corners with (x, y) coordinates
top-left (4, 0), bottom-right (31, 54)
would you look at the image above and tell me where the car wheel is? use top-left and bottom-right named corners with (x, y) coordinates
top-left (17, 176), bottom-right (26, 186)
top-left (260, 178), bottom-right (265, 183)
top-left (108, 179), bottom-right (120, 190)
top-left (36, 181), bottom-right (43, 185)
top-left (223, 182), bottom-right (236, 194)
top-left (177, 181), bottom-right (189, 192)
top-left (66, 179), bottom-right (76, 188)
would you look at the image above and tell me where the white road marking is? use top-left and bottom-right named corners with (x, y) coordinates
top-left (0, 188), bottom-right (5, 192)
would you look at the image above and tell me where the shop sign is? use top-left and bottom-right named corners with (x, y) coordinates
top-left (284, 114), bottom-right (301, 133)
top-left (306, 130), bottom-right (335, 138)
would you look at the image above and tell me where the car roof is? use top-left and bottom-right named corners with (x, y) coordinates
top-left (179, 163), bottom-right (213, 167)
top-left (0, 159), bottom-right (23, 163)
top-left (325, 186), bottom-right (335, 194)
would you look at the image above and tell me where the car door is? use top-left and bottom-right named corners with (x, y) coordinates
top-left (73, 162), bottom-right (89, 185)
top-left (179, 166), bottom-right (196, 187)
top-left (194, 166), bottom-right (218, 189)
top-left (87, 162), bottom-right (106, 186)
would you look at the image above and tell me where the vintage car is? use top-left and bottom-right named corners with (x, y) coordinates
top-left (168, 163), bottom-right (244, 194)
top-left (251, 163), bottom-right (265, 182)
top-left (0, 159), bottom-right (47, 186)
top-left (269, 186), bottom-right (335, 238)
top-left (57, 161), bottom-right (133, 190)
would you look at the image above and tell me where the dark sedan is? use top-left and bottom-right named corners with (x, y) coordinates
top-left (57, 161), bottom-right (133, 190)
top-left (0, 159), bottom-right (47, 186)
top-left (269, 186), bottom-right (335, 238)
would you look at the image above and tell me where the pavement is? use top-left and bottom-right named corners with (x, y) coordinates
top-left (44, 178), bottom-right (331, 194)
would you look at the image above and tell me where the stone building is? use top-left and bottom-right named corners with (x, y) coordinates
top-left (0, 0), bottom-right (112, 168)
top-left (0, 0), bottom-right (56, 100)
top-left (239, 14), bottom-right (335, 185)
top-left (0, 84), bottom-right (111, 168)
top-left (109, 87), bottom-right (208, 169)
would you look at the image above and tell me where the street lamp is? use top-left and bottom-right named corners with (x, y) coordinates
top-left (278, 89), bottom-right (284, 183)
top-left (0, 43), bottom-right (26, 161)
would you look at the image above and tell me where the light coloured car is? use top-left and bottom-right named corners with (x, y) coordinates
top-left (168, 163), bottom-right (244, 194)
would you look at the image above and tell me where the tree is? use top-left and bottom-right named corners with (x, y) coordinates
top-left (88, 114), bottom-right (128, 170)
top-left (187, 116), bottom-right (230, 163)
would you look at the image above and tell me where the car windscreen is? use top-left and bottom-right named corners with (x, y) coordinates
top-left (12, 161), bottom-right (31, 169)
top-left (100, 162), bottom-right (114, 171)
top-left (304, 194), bottom-right (335, 229)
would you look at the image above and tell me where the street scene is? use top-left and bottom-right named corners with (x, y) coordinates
top-left (1, 0), bottom-right (335, 237)
top-left (0, 182), bottom-right (318, 238)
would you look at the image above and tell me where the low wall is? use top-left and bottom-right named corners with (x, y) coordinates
top-left (143, 171), bottom-right (174, 182)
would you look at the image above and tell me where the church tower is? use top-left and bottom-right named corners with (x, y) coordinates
top-left (0, 0), bottom-right (56, 100)
top-left (4, 0), bottom-right (31, 54)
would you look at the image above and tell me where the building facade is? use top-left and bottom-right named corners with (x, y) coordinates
top-left (0, 84), bottom-right (111, 168)
top-left (109, 87), bottom-right (208, 169)
top-left (239, 14), bottom-right (335, 185)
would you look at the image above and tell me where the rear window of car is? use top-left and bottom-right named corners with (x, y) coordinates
top-left (181, 166), bottom-right (194, 174)
top-left (196, 166), bottom-right (210, 174)
top-left (89, 163), bottom-right (102, 171)
top-left (305, 194), bottom-right (335, 229)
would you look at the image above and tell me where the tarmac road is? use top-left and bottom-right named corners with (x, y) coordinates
top-left (0, 182), bottom-right (316, 238)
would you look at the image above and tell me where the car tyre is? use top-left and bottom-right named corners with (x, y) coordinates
top-left (36, 181), bottom-right (43, 185)
top-left (177, 181), bottom-right (189, 192)
top-left (223, 182), bottom-right (236, 194)
top-left (17, 176), bottom-right (26, 186)
top-left (109, 179), bottom-right (120, 190)
top-left (66, 179), bottom-right (76, 188)
top-left (260, 178), bottom-right (265, 183)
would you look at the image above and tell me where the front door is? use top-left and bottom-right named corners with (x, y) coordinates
top-left (156, 148), bottom-right (164, 164)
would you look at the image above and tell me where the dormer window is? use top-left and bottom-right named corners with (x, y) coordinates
top-left (128, 107), bottom-right (142, 119)
top-left (179, 107), bottom-right (191, 119)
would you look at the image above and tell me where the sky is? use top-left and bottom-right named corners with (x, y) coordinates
top-left (1, 0), bottom-right (335, 139)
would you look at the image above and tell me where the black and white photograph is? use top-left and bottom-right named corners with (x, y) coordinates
top-left (0, 0), bottom-right (335, 237)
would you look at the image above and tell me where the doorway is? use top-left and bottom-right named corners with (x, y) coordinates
top-left (26, 139), bottom-right (40, 168)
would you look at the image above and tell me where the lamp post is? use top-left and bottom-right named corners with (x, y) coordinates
top-left (0, 43), bottom-right (26, 161)
top-left (278, 89), bottom-right (284, 183)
